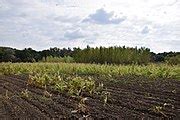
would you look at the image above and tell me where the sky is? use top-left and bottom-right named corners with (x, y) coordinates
top-left (0, 0), bottom-right (179, 53)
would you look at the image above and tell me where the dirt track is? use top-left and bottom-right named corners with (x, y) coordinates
top-left (0, 75), bottom-right (180, 119)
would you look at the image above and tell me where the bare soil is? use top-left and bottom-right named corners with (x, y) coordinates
top-left (0, 75), bottom-right (179, 119)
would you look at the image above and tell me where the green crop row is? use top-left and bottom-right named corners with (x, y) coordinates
top-left (0, 62), bottom-right (179, 98)
top-left (0, 62), bottom-right (179, 79)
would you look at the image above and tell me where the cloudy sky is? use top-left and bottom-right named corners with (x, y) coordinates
top-left (0, 0), bottom-right (179, 53)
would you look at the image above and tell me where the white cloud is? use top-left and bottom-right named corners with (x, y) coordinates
top-left (83, 8), bottom-right (126, 24)
top-left (141, 26), bottom-right (150, 34)
top-left (0, 0), bottom-right (179, 52)
top-left (54, 16), bottom-right (80, 23)
top-left (64, 28), bottom-right (85, 40)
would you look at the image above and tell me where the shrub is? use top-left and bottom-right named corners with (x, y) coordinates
top-left (166, 55), bottom-right (180, 65)
top-left (41, 56), bottom-right (74, 63)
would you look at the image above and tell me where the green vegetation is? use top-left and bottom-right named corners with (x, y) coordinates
top-left (74, 46), bottom-right (151, 64)
top-left (41, 56), bottom-right (74, 63)
top-left (165, 55), bottom-right (180, 65)
top-left (1, 46), bottom-right (179, 65)
top-left (0, 63), bottom-right (179, 79)
top-left (21, 89), bottom-right (30, 98)
top-left (0, 62), bottom-right (179, 97)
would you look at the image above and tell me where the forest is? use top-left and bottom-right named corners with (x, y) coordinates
top-left (0, 46), bottom-right (179, 65)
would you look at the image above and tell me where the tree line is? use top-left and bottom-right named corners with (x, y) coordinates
top-left (0, 47), bottom-right (73, 62)
top-left (74, 46), bottom-right (151, 64)
top-left (0, 46), bottom-right (179, 65)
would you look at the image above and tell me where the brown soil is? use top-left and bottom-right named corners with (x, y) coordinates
top-left (0, 75), bottom-right (179, 119)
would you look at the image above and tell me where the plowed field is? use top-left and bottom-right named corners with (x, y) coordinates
top-left (0, 75), bottom-right (179, 119)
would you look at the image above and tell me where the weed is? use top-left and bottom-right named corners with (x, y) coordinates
top-left (101, 89), bottom-right (110, 106)
top-left (150, 106), bottom-right (167, 117)
top-left (21, 89), bottom-right (30, 98)
top-left (43, 90), bottom-right (52, 98)
top-left (5, 90), bottom-right (9, 100)
top-left (96, 83), bottom-right (104, 94)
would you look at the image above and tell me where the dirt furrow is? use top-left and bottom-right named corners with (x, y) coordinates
top-left (0, 75), bottom-right (179, 119)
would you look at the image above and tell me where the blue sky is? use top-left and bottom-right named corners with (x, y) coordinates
top-left (0, 0), bottom-right (179, 53)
